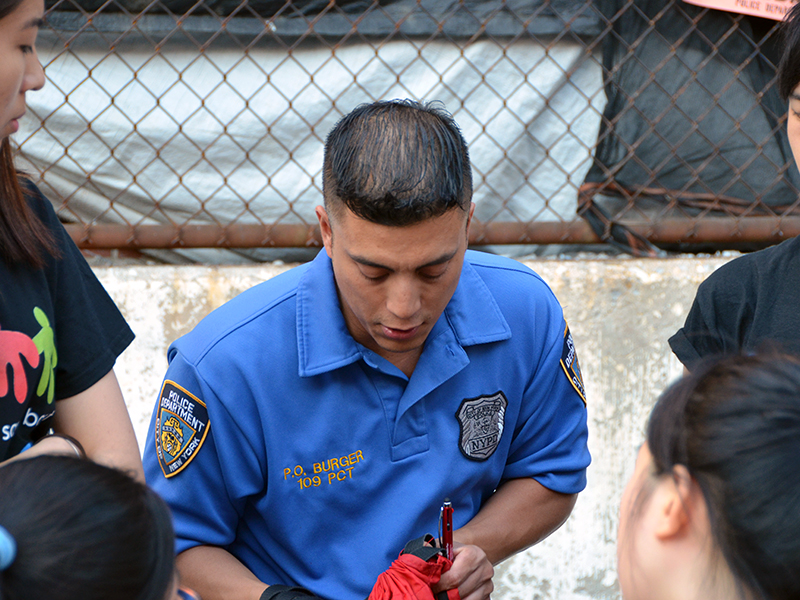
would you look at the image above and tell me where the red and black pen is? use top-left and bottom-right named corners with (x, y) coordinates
top-left (440, 498), bottom-right (454, 561)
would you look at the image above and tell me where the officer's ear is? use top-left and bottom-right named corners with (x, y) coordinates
top-left (465, 202), bottom-right (475, 239)
top-left (316, 205), bottom-right (334, 258)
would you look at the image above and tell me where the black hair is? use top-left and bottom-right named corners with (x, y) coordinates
top-left (0, 456), bottom-right (175, 600)
top-left (778, 2), bottom-right (800, 101)
top-left (0, 0), bottom-right (23, 19)
top-left (646, 353), bottom-right (800, 600)
top-left (322, 99), bottom-right (472, 226)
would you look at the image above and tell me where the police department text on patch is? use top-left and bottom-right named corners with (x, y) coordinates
top-left (560, 324), bottom-right (586, 405)
top-left (155, 381), bottom-right (210, 478)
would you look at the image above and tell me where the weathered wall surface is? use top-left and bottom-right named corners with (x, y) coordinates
top-left (95, 255), bottom-right (730, 600)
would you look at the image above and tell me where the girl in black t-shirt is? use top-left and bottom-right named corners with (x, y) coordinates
top-left (0, 0), bottom-right (141, 475)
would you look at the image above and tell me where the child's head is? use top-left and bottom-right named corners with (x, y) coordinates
top-left (618, 353), bottom-right (800, 600)
top-left (0, 455), bottom-right (178, 600)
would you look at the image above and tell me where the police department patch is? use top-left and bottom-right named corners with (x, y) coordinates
top-left (455, 392), bottom-right (507, 461)
top-left (560, 324), bottom-right (586, 405)
top-left (155, 381), bottom-right (210, 478)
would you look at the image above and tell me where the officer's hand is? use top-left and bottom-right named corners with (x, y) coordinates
top-left (432, 543), bottom-right (493, 600)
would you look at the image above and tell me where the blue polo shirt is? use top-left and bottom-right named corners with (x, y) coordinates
top-left (143, 249), bottom-right (589, 600)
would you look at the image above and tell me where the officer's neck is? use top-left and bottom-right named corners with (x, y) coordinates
top-left (388, 348), bottom-right (422, 378)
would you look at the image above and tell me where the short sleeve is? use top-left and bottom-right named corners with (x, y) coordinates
top-left (503, 302), bottom-right (590, 494)
top-left (669, 257), bottom-right (756, 370)
top-left (143, 348), bottom-right (266, 554)
top-left (27, 184), bottom-right (135, 399)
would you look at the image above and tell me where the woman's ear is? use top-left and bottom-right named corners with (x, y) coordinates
top-left (653, 465), bottom-right (696, 540)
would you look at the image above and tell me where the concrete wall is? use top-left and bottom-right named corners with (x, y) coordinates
top-left (96, 254), bottom-right (730, 600)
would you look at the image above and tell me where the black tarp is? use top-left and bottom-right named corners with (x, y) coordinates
top-left (45, 0), bottom-right (603, 38)
top-left (582, 0), bottom-right (800, 255)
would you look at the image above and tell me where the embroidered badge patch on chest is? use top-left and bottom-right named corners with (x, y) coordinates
top-left (455, 392), bottom-right (508, 461)
top-left (560, 324), bottom-right (587, 405)
top-left (155, 381), bottom-right (210, 478)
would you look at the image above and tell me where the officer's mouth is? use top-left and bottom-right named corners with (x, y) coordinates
top-left (382, 325), bottom-right (421, 340)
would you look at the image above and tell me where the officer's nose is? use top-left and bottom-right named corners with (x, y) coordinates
top-left (386, 277), bottom-right (421, 321)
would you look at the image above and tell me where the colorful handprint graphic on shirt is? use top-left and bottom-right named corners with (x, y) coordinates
top-left (31, 308), bottom-right (57, 404)
top-left (0, 307), bottom-right (57, 405)
top-left (0, 325), bottom-right (40, 404)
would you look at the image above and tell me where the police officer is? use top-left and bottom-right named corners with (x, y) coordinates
top-left (144, 100), bottom-right (590, 600)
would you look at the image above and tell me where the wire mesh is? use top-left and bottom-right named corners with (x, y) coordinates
top-left (14, 0), bottom-right (800, 257)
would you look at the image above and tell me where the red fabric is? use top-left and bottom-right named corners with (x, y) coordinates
top-left (368, 551), bottom-right (460, 600)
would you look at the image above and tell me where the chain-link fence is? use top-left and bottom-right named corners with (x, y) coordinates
top-left (15, 0), bottom-right (800, 259)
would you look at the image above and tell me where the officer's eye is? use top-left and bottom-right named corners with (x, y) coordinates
top-left (419, 266), bottom-right (447, 280)
top-left (360, 268), bottom-right (388, 281)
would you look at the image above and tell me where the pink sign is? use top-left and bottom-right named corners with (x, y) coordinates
top-left (682, 0), bottom-right (795, 20)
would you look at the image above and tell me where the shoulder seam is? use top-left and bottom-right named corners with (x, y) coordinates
top-left (191, 288), bottom-right (297, 365)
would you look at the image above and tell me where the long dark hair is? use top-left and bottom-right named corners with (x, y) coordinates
top-left (0, 456), bottom-right (176, 600)
top-left (0, 142), bottom-right (57, 267)
top-left (0, 0), bottom-right (57, 268)
top-left (646, 353), bottom-right (800, 600)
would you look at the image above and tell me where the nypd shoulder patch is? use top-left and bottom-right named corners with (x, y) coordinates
top-left (455, 391), bottom-right (508, 461)
top-left (560, 324), bottom-right (587, 405)
top-left (155, 381), bottom-right (210, 478)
